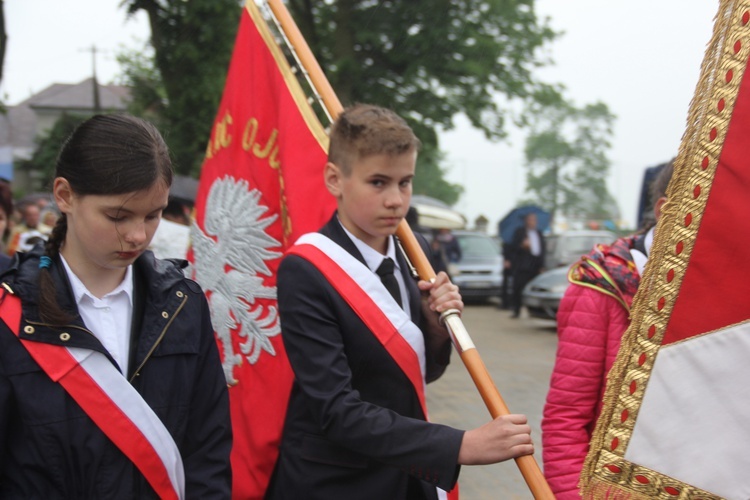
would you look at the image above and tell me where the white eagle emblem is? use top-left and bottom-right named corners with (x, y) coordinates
top-left (191, 176), bottom-right (283, 384)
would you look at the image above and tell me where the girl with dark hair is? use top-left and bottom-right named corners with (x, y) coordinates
top-left (0, 114), bottom-right (232, 498)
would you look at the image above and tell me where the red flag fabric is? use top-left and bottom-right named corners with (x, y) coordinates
top-left (189, 2), bottom-right (335, 497)
top-left (581, 1), bottom-right (750, 498)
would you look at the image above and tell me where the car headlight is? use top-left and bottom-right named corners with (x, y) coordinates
top-left (550, 284), bottom-right (569, 294)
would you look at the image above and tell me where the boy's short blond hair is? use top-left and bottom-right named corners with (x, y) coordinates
top-left (328, 104), bottom-right (421, 175)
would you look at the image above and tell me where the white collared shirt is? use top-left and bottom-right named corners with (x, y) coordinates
top-left (630, 227), bottom-right (655, 276)
top-left (338, 220), bottom-right (412, 318)
top-left (527, 228), bottom-right (542, 257)
top-left (60, 255), bottom-right (134, 376)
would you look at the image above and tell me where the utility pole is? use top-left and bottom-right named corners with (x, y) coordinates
top-left (80, 44), bottom-right (102, 112)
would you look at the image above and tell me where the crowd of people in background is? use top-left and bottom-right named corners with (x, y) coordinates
top-left (0, 185), bottom-right (59, 269)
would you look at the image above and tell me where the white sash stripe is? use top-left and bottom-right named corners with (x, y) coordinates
top-left (297, 234), bottom-right (453, 499)
top-left (68, 347), bottom-right (186, 499)
top-left (296, 233), bottom-right (427, 380)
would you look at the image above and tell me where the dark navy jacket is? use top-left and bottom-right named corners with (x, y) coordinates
top-left (266, 215), bottom-right (463, 500)
top-left (0, 247), bottom-right (232, 499)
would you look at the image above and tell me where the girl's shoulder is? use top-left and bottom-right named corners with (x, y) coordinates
top-left (0, 248), bottom-right (44, 298)
top-left (138, 251), bottom-right (205, 297)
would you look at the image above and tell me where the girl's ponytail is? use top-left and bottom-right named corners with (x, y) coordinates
top-left (38, 215), bottom-right (73, 325)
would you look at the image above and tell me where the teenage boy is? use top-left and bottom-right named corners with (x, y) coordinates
top-left (266, 104), bottom-right (533, 500)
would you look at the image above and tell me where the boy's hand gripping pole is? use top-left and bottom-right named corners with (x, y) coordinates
top-left (396, 220), bottom-right (554, 500)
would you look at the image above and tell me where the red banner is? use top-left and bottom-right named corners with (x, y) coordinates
top-left (581, 2), bottom-right (750, 498)
top-left (189, 2), bottom-right (335, 497)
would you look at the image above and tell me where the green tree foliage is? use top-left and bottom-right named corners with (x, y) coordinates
top-left (522, 101), bottom-right (618, 222)
top-left (124, 0), bottom-right (241, 176)
top-left (18, 114), bottom-right (89, 191)
top-left (118, 1), bottom-right (559, 204)
top-left (287, 0), bottom-right (559, 204)
top-left (412, 142), bottom-right (463, 206)
top-left (116, 43), bottom-right (167, 129)
top-left (289, 0), bottom-right (557, 138)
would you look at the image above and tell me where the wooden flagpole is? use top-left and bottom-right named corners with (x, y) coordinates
top-left (266, 1), bottom-right (553, 497)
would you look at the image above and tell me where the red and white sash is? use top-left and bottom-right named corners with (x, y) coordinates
top-left (0, 292), bottom-right (185, 500)
top-left (288, 233), bottom-right (428, 418)
top-left (289, 233), bottom-right (459, 500)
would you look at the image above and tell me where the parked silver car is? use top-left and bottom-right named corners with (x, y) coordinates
top-left (450, 230), bottom-right (503, 302)
top-left (544, 230), bottom-right (618, 269)
top-left (523, 230), bottom-right (617, 320)
top-left (522, 266), bottom-right (570, 320)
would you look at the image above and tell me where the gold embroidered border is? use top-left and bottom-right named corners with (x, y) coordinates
top-left (245, 1), bottom-right (331, 244)
top-left (591, 452), bottom-right (720, 500)
top-left (246, 1), bottom-right (330, 150)
top-left (581, 1), bottom-right (750, 497)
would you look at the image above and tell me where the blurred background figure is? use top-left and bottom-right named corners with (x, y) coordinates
top-left (435, 227), bottom-right (462, 264)
top-left (499, 240), bottom-right (513, 310)
top-left (40, 206), bottom-right (60, 229)
top-left (148, 182), bottom-right (194, 260)
top-left (162, 199), bottom-right (191, 226)
top-left (404, 206), bottom-right (449, 276)
top-left (509, 212), bottom-right (546, 318)
top-left (0, 182), bottom-right (13, 270)
top-left (498, 205), bottom-right (551, 313)
top-left (6, 201), bottom-right (51, 255)
top-left (428, 234), bottom-right (449, 276)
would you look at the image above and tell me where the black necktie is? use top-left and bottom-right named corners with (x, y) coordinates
top-left (376, 257), bottom-right (402, 307)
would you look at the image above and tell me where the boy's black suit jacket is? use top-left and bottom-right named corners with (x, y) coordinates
top-left (265, 214), bottom-right (464, 500)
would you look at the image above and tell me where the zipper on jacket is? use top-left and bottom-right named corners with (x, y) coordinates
top-left (129, 292), bottom-right (189, 382)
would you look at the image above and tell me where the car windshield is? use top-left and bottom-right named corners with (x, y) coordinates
top-left (457, 234), bottom-right (499, 258)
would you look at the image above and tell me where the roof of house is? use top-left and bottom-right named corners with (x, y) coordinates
top-left (27, 77), bottom-right (130, 111)
top-left (1, 77), bottom-right (131, 153)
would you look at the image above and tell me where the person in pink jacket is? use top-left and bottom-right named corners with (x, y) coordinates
top-left (541, 162), bottom-right (673, 498)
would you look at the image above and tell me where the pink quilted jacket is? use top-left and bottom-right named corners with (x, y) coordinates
top-left (541, 284), bottom-right (631, 499)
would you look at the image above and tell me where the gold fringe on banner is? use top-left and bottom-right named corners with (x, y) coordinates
top-left (580, 0), bottom-right (750, 498)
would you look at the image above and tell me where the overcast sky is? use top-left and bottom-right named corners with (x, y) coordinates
top-left (2, 1), bottom-right (719, 230)
top-left (442, 1), bottom-right (718, 230)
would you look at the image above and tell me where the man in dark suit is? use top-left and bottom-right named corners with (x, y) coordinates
top-left (499, 241), bottom-right (513, 309)
top-left (266, 105), bottom-right (534, 499)
top-left (510, 213), bottom-right (546, 318)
